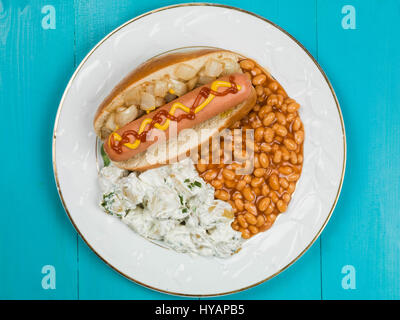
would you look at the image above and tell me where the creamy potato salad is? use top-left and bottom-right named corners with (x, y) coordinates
top-left (98, 158), bottom-right (243, 258)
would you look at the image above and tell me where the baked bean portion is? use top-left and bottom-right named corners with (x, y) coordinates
top-left (196, 59), bottom-right (304, 239)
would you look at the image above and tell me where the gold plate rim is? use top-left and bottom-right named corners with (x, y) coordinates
top-left (52, 2), bottom-right (347, 297)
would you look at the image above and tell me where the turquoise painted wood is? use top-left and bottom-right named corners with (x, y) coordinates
top-left (317, 0), bottom-right (400, 300)
top-left (0, 0), bottom-right (399, 299)
top-left (0, 0), bottom-right (77, 299)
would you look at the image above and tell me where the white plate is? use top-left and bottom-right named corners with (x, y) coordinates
top-left (53, 4), bottom-right (346, 296)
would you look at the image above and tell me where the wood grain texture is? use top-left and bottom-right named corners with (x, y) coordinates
top-left (317, 0), bottom-right (400, 299)
top-left (0, 0), bottom-right (77, 299)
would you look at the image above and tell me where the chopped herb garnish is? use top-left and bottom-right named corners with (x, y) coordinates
top-left (179, 195), bottom-right (184, 205)
top-left (193, 181), bottom-right (202, 188)
top-left (185, 179), bottom-right (202, 190)
top-left (182, 208), bottom-right (188, 213)
top-left (100, 144), bottom-right (110, 167)
top-left (101, 192), bottom-right (115, 214)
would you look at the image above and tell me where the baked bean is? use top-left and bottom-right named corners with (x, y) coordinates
top-left (283, 138), bottom-right (297, 151)
top-left (242, 187), bottom-right (255, 202)
top-left (264, 87), bottom-right (272, 96)
top-left (215, 190), bottom-right (230, 201)
top-left (235, 198), bottom-right (244, 211)
top-left (244, 175), bottom-right (252, 183)
top-left (237, 215), bottom-right (248, 228)
top-left (258, 105), bottom-right (271, 119)
top-left (253, 187), bottom-right (261, 196)
top-left (239, 59), bottom-right (254, 70)
top-left (266, 204), bottom-right (274, 214)
top-left (250, 177), bottom-right (264, 188)
top-left (253, 155), bottom-right (261, 169)
top-left (286, 113), bottom-right (296, 122)
top-left (248, 225), bottom-right (259, 234)
top-left (256, 215), bottom-right (266, 227)
top-left (297, 154), bottom-right (303, 164)
top-left (255, 85), bottom-right (264, 96)
top-left (279, 166), bottom-right (293, 175)
top-left (254, 168), bottom-right (266, 177)
top-left (261, 184), bottom-right (270, 196)
top-left (268, 81), bottom-right (279, 92)
top-left (269, 174), bottom-right (280, 190)
top-left (196, 162), bottom-right (207, 172)
top-left (224, 179), bottom-right (237, 188)
top-left (236, 180), bottom-right (246, 191)
top-left (288, 173), bottom-right (300, 182)
top-left (259, 153), bottom-right (269, 168)
top-left (267, 94), bottom-right (278, 106)
top-left (254, 127), bottom-right (264, 142)
top-left (277, 89), bottom-right (287, 97)
top-left (287, 102), bottom-right (300, 113)
top-left (211, 180), bottom-right (223, 189)
top-left (274, 124), bottom-right (287, 137)
top-left (250, 117), bottom-right (262, 129)
top-left (281, 146), bottom-right (290, 161)
top-left (241, 229), bottom-right (251, 239)
top-left (262, 112), bottom-right (275, 126)
top-left (228, 200), bottom-right (237, 213)
top-left (232, 192), bottom-right (243, 200)
top-left (267, 214), bottom-right (277, 223)
top-left (276, 112), bottom-right (286, 125)
top-left (251, 67), bottom-right (262, 76)
top-left (259, 223), bottom-right (272, 232)
top-left (222, 169), bottom-right (235, 180)
top-left (276, 94), bottom-right (284, 106)
top-left (244, 202), bottom-right (258, 216)
top-left (294, 130), bottom-right (304, 144)
top-left (273, 150), bottom-right (282, 163)
top-left (244, 212), bottom-right (257, 225)
top-left (279, 178), bottom-right (289, 189)
top-left (204, 169), bottom-right (218, 181)
top-left (290, 151), bottom-right (298, 164)
top-left (264, 128), bottom-right (275, 143)
top-left (287, 182), bottom-right (296, 194)
top-left (258, 197), bottom-right (271, 211)
top-left (252, 74), bottom-right (267, 86)
top-left (269, 191), bottom-right (279, 203)
top-left (277, 200), bottom-right (287, 212)
top-left (282, 193), bottom-right (291, 203)
top-left (292, 117), bottom-right (302, 131)
top-left (260, 143), bottom-right (271, 153)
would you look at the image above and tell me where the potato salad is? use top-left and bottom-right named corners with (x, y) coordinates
top-left (98, 158), bottom-right (243, 258)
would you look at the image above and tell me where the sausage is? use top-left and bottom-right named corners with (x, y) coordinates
top-left (104, 73), bottom-right (253, 162)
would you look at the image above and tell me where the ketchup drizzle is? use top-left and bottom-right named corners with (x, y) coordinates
top-left (110, 75), bottom-right (238, 154)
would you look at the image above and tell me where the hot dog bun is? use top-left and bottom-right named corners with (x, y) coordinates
top-left (94, 49), bottom-right (258, 171)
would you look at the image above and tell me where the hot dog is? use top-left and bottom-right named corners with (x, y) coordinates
top-left (94, 49), bottom-right (264, 171)
top-left (104, 73), bottom-right (253, 162)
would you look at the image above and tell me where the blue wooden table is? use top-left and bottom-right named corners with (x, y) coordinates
top-left (1, 0), bottom-right (399, 300)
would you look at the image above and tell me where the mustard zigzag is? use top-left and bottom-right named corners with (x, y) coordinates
top-left (110, 80), bottom-right (241, 150)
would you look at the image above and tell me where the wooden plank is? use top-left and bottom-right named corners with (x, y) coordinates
top-left (318, 0), bottom-right (400, 299)
top-left (74, 0), bottom-right (322, 299)
top-left (0, 0), bottom-right (77, 299)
